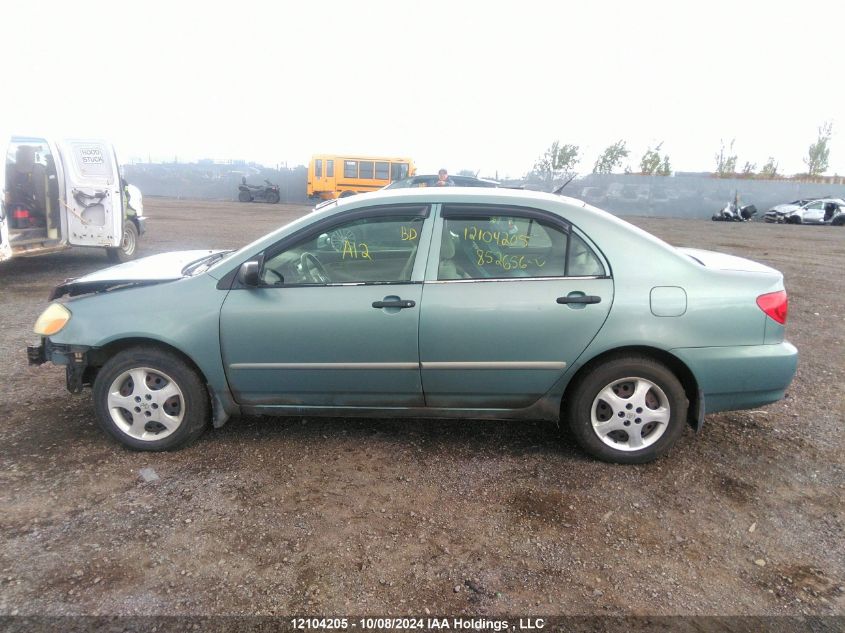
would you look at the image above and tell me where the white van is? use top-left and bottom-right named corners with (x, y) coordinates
top-left (1, 133), bottom-right (146, 263)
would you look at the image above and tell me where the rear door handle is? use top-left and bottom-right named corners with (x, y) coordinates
top-left (556, 295), bottom-right (601, 305)
top-left (372, 299), bottom-right (416, 309)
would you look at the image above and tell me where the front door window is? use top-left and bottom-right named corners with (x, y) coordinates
top-left (261, 209), bottom-right (427, 285)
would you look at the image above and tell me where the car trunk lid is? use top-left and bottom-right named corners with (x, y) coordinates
top-left (677, 248), bottom-right (779, 275)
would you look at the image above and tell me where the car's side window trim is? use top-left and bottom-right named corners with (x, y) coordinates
top-left (440, 203), bottom-right (572, 234)
top-left (427, 275), bottom-right (605, 284)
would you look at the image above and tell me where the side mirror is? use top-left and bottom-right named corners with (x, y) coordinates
top-left (238, 260), bottom-right (261, 287)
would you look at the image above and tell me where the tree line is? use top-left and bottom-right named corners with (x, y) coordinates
top-left (531, 122), bottom-right (834, 183)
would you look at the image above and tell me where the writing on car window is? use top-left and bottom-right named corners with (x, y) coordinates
top-left (260, 209), bottom-right (427, 285)
top-left (437, 209), bottom-right (603, 280)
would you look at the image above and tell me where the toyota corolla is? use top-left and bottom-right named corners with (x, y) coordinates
top-left (28, 188), bottom-right (797, 463)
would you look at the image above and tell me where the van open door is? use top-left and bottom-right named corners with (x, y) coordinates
top-left (58, 139), bottom-right (122, 247)
top-left (0, 131), bottom-right (11, 261)
top-left (0, 171), bottom-right (10, 262)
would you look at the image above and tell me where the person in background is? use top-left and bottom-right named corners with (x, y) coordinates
top-left (436, 168), bottom-right (454, 186)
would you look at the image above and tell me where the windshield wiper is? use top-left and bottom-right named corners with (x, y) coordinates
top-left (182, 250), bottom-right (234, 275)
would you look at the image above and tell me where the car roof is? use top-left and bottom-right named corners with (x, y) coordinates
top-left (402, 174), bottom-right (499, 183)
top-left (329, 186), bottom-right (586, 210)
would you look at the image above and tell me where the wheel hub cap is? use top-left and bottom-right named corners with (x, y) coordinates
top-left (590, 377), bottom-right (671, 452)
top-left (106, 367), bottom-right (185, 442)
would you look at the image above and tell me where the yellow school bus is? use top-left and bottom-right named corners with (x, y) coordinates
top-left (307, 154), bottom-right (415, 200)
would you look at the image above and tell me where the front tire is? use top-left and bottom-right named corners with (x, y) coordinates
top-left (93, 347), bottom-right (210, 451)
top-left (265, 190), bottom-right (280, 204)
top-left (564, 356), bottom-right (688, 464)
top-left (238, 190), bottom-right (252, 202)
top-left (106, 221), bottom-right (139, 263)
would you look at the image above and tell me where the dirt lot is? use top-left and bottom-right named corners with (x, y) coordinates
top-left (0, 198), bottom-right (843, 618)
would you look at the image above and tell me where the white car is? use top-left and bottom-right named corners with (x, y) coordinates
top-left (763, 198), bottom-right (845, 225)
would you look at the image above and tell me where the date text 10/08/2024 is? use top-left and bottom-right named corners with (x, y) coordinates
top-left (290, 617), bottom-right (546, 631)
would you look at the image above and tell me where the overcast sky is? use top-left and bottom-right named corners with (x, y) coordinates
top-left (7, 0), bottom-right (844, 178)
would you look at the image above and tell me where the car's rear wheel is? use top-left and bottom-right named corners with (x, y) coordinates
top-left (93, 347), bottom-right (209, 451)
top-left (564, 356), bottom-right (688, 464)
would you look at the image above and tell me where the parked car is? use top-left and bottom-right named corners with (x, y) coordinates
top-left (578, 186), bottom-right (607, 206)
top-left (763, 197), bottom-right (845, 224)
top-left (384, 174), bottom-right (499, 189)
top-left (28, 188), bottom-right (797, 464)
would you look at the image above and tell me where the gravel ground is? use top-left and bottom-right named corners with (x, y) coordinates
top-left (0, 198), bottom-right (843, 617)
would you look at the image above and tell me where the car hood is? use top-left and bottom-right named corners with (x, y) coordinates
top-left (767, 203), bottom-right (800, 214)
top-left (50, 250), bottom-right (220, 299)
top-left (677, 248), bottom-right (779, 274)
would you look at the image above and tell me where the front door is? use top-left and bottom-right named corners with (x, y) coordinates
top-left (801, 200), bottom-right (825, 223)
top-left (58, 139), bottom-right (122, 247)
top-left (220, 206), bottom-right (432, 407)
top-left (419, 205), bottom-right (613, 408)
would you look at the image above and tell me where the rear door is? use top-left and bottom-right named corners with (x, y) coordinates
top-left (57, 139), bottom-right (122, 247)
top-left (801, 200), bottom-right (825, 223)
top-left (311, 156), bottom-right (335, 197)
top-left (419, 204), bottom-right (613, 408)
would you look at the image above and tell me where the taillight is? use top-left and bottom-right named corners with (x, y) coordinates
top-left (757, 290), bottom-right (788, 325)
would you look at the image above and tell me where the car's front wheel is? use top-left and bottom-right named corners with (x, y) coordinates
top-left (93, 347), bottom-right (209, 451)
top-left (564, 356), bottom-right (688, 464)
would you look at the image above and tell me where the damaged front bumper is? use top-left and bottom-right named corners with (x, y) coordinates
top-left (27, 338), bottom-right (91, 393)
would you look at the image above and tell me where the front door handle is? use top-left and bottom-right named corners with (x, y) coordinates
top-left (372, 299), bottom-right (416, 309)
top-left (556, 295), bottom-right (601, 305)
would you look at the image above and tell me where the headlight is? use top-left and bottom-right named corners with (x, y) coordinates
top-left (33, 303), bottom-right (71, 336)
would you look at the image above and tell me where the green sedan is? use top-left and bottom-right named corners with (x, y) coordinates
top-left (28, 188), bottom-right (797, 463)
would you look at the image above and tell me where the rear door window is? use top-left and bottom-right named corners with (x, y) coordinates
top-left (437, 206), bottom-right (605, 280)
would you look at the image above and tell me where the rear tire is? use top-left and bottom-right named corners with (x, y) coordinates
top-left (106, 221), bottom-right (139, 263)
top-left (831, 215), bottom-right (845, 226)
top-left (564, 356), bottom-right (688, 464)
top-left (93, 347), bottom-right (210, 451)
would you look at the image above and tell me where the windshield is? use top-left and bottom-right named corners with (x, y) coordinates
top-left (383, 177), bottom-right (424, 190)
top-left (203, 211), bottom-right (322, 276)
